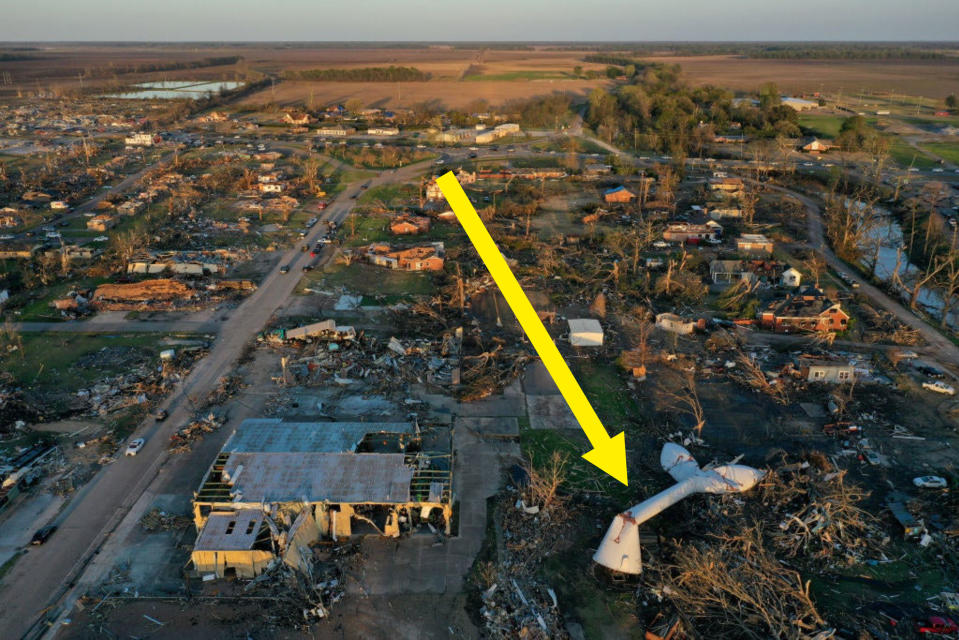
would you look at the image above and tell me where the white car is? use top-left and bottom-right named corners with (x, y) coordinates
top-left (46, 232), bottom-right (61, 239)
top-left (0, 234), bottom-right (14, 241)
top-left (124, 438), bottom-right (145, 457)
top-left (913, 476), bottom-right (948, 489)
top-left (922, 381), bottom-right (956, 395)
top-left (92, 236), bottom-right (109, 242)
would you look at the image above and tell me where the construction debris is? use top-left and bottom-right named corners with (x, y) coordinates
top-left (138, 508), bottom-right (192, 532)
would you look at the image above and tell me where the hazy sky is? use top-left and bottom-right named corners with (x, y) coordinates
top-left (2, 0), bottom-right (957, 42)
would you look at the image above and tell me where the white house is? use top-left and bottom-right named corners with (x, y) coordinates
top-left (655, 313), bottom-right (696, 335)
top-left (124, 132), bottom-right (155, 147)
top-left (781, 267), bottom-right (802, 288)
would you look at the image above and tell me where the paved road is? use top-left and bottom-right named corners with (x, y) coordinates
top-left (0, 172), bottom-right (370, 640)
top-left (0, 150), bottom-right (446, 639)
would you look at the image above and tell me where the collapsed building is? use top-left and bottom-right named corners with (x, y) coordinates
top-left (190, 417), bottom-right (453, 579)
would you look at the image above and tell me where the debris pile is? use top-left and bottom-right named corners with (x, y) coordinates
top-left (267, 330), bottom-right (468, 393)
top-left (761, 462), bottom-right (883, 563)
top-left (475, 455), bottom-right (574, 639)
top-left (169, 414), bottom-right (224, 453)
top-left (240, 550), bottom-right (351, 629)
top-left (643, 526), bottom-right (830, 640)
top-left (139, 508), bottom-right (192, 532)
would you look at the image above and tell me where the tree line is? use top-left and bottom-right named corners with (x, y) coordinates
top-left (287, 66), bottom-right (430, 82)
top-left (585, 66), bottom-right (802, 155)
top-left (80, 56), bottom-right (242, 79)
top-left (747, 46), bottom-right (947, 60)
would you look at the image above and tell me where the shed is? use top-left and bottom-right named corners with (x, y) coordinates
top-left (782, 267), bottom-right (802, 288)
top-left (568, 318), bottom-right (603, 347)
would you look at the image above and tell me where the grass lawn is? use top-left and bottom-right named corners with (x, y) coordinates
top-left (340, 211), bottom-right (464, 248)
top-left (0, 332), bottom-right (166, 391)
top-left (12, 276), bottom-right (110, 322)
top-left (799, 115), bottom-right (846, 138)
top-left (887, 140), bottom-right (938, 170)
top-left (920, 142), bottom-right (959, 165)
top-left (299, 261), bottom-right (435, 298)
top-left (358, 183), bottom-right (419, 208)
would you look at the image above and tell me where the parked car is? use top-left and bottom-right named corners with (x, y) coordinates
top-left (154, 409), bottom-right (168, 422)
top-left (30, 525), bottom-right (57, 545)
top-left (916, 616), bottom-right (958, 634)
top-left (124, 438), bottom-right (145, 456)
top-left (279, 265), bottom-right (290, 274)
top-left (92, 236), bottom-right (109, 242)
top-left (913, 476), bottom-right (948, 489)
top-left (917, 365), bottom-right (945, 378)
top-left (863, 450), bottom-right (881, 466)
top-left (922, 381), bottom-right (955, 395)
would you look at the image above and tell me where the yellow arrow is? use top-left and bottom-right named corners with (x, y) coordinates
top-left (436, 172), bottom-right (628, 486)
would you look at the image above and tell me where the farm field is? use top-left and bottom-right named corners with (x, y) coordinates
top-left (648, 54), bottom-right (959, 98)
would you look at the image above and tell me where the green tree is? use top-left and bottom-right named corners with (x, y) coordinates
top-left (947, 94), bottom-right (957, 109)
top-left (758, 82), bottom-right (781, 111)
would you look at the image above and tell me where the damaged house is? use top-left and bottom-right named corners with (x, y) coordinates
top-left (363, 242), bottom-right (445, 272)
top-left (759, 287), bottom-right (849, 333)
top-left (191, 418), bottom-right (453, 579)
top-left (390, 214), bottom-right (431, 235)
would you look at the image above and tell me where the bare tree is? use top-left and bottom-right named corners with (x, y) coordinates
top-left (521, 451), bottom-right (569, 514)
top-left (657, 368), bottom-right (706, 434)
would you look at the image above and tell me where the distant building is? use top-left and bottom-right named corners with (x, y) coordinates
top-left (316, 126), bottom-right (355, 137)
top-left (655, 312), bottom-right (697, 335)
top-left (709, 259), bottom-right (748, 285)
top-left (390, 215), bottom-right (431, 235)
top-left (797, 356), bottom-right (855, 383)
top-left (709, 207), bottom-right (742, 220)
top-left (663, 221), bottom-right (723, 245)
top-left (603, 186), bottom-right (636, 204)
top-left (282, 112), bottom-right (313, 125)
top-left (781, 97), bottom-right (818, 111)
top-left (736, 234), bottom-right (774, 255)
top-left (0, 210), bottom-right (22, 228)
top-left (86, 214), bottom-right (116, 232)
top-left (124, 132), bottom-right (155, 147)
top-left (367, 127), bottom-right (400, 136)
top-left (708, 176), bottom-right (745, 193)
top-left (801, 138), bottom-right (833, 154)
top-left (781, 267), bottom-right (802, 288)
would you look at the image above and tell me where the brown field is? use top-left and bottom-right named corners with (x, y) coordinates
top-left (2, 45), bottom-right (958, 106)
top-left (655, 54), bottom-right (959, 98)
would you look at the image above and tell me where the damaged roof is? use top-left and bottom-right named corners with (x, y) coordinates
top-left (194, 509), bottom-right (265, 551)
top-left (223, 419), bottom-right (414, 454)
top-left (223, 452), bottom-right (413, 504)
